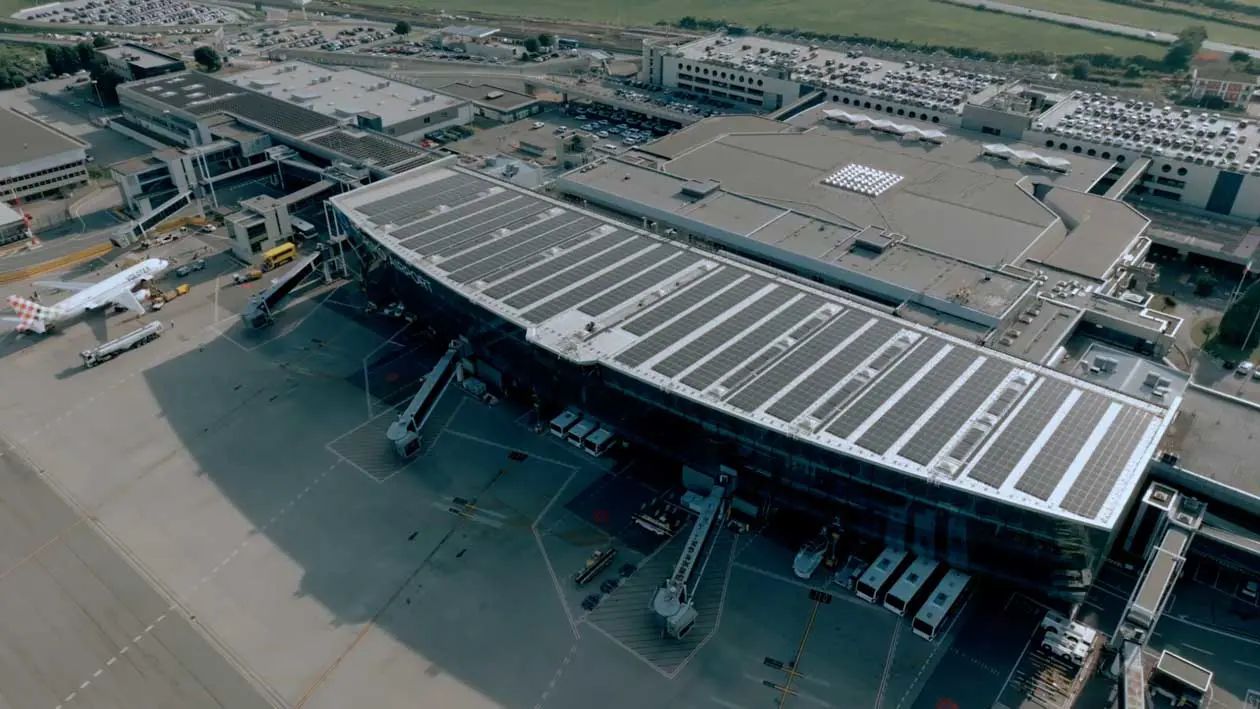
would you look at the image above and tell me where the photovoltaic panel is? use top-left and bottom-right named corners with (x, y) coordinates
top-left (397, 198), bottom-right (541, 250)
top-left (378, 182), bottom-right (497, 230)
top-left (503, 239), bottom-right (649, 309)
top-left (1059, 408), bottom-right (1155, 518)
top-left (615, 276), bottom-right (766, 368)
top-left (447, 217), bottom-right (602, 283)
top-left (967, 379), bottom-right (1073, 489)
top-left (816, 340), bottom-right (947, 438)
top-left (765, 320), bottom-right (902, 423)
top-left (726, 311), bottom-right (872, 413)
top-left (482, 233), bottom-right (636, 299)
top-left (855, 349), bottom-right (978, 456)
top-left (898, 359), bottom-right (1013, 465)
top-left (357, 173), bottom-right (479, 216)
top-left (652, 287), bottom-right (795, 379)
top-left (1014, 391), bottom-right (1109, 501)
top-left (523, 248), bottom-right (677, 322)
top-left (437, 214), bottom-right (588, 274)
top-left (620, 268), bottom-right (742, 336)
top-left (578, 252), bottom-right (704, 318)
top-left (680, 296), bottom-right (824, 392)
top-left (826, 341), bottom-right (947, 439)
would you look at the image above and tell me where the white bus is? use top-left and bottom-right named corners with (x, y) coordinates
top-left (583, 427), bottom-right (616, 457)
top-left (884, 557), bottom-right (941, 617)
top-left (912, 569), bottom-right (971, 641)
top-left (291, 216), bottom-right (317, 240)
top-left (567, 418), bottom-right (598, 447)
top-left (549, 408), bottom-right (581, 438)
top-left (855, 548), bottom-right (911, 604)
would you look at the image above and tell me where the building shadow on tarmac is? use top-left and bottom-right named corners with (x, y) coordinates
top-left (135, 295), bottom-right (582, 706)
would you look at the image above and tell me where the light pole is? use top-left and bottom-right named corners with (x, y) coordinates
top-left (90, 79), bottom-right (104, 108)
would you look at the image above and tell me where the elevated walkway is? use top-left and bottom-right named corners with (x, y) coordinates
top-left (241, 251), bottom-right (321, 329)
top-left (1199, 515), bottom-right (1260, 558)
top-left (387, 341), bottom-right (462, 458)
top-left (1104, 157), bottom-right (1151, 200)
top-left (1128, 526), bottom-right (1189, 630)
top-left (1119, 641), bottom-right (1146, 709)
top-left (279, 179), bottom-right (336, 208)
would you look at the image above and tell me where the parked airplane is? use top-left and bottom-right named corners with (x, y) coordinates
top-left (3, 258), bottom-right (169, 334)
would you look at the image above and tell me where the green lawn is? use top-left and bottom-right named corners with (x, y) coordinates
top-left (373, 0), bottom-right (1163, 56)
top-left (1001, 0), bottom-right (1260, 50)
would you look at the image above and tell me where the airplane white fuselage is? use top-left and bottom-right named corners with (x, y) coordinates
top-left (53, 259), bottom-right (166, 319)
top-left (6, 258), bottom-right (169, 333)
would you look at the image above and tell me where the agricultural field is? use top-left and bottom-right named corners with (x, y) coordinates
top-left (1001, 0), bottom-right (1260, 49)
top-left (379, 0), bottom-right (1164, 56)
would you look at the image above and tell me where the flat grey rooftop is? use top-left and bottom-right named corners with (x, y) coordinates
top-left (0, 107), bottom-right (85, 168)
top-left (225, 62), bottom-right (465, 127)
top-left (1162, 386), bottom-right (1260, 501)
top-left (331, 165), bottom-right (1176, 529)
top-left (100, 43), bottom-right (182, 69)
top-left (597, 116), bottom-right (1134, 279)
top-left (438, 82), bottom-right (538, 112)
top-left (121, 71), bottom-right (341, 138)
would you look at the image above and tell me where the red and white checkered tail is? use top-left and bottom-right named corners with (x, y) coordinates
top-left (6, 295), bottom-right (52, 333)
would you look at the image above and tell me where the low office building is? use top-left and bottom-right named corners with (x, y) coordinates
top-left (0, 202), bottom-right (28, 246)
top-left (330, 163), bottom-right (1183, 601)
top-left (112, 71), bottom-right (443, 258)
top-left (224, 62), bottom-right (471, 141)
top-left (438, 82), bottom-right (545, 123)
top-left (98, 43), bottom-right (186, 81)
top-left (0, 107), bottom-right (89, 203)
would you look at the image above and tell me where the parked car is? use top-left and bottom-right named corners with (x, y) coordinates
top-left (174, 259), bottom-right (206, 277)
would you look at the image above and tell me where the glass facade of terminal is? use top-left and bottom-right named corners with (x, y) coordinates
top-left (357, 230), bottom-right (1120, 602)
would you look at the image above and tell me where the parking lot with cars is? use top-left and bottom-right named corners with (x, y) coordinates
top-left (14, 0), bottom-right (240, 24)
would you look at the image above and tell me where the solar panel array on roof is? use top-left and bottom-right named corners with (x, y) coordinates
top-left (968, 379), bottom-right (1073, 489)
top-left (899, 359), bottom-right (1013, 465)
top-left (680, 296), bottom-right (823, 392)
top-left (309, 130), bottom-right (436, 171)
top-left (334, 166), bottom-right (1172, 528)
top-left (856, 350), bottom-right (978, 456)
top-left (1059, 408), bottom-right (1155, 517)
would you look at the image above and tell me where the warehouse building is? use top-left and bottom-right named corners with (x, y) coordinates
top-left (329, 163), bottom-right (1183, 602)
top-left (556, 112), bottom-right (1179, 364)
top-left (640, 33), bottom-right (1260, 265)
top-left (98, 43), bottom-right (186, 82)
top-left (0, 107), bottom-right (89, 204)
top-left (224, 62), bottom-right (472, 141)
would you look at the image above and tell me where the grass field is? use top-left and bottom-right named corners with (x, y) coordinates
top-left (1002, 0), bottom-right (1260, 49)
top-left (382, 0), bottom-right (1164, 56)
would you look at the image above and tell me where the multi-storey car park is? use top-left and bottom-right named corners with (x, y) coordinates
top-left (641, 34), bottom-right (1260, 265)
top-left (328, 161), bottom-right (1184, 602)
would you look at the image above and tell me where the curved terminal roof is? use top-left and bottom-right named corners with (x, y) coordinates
top-left (330, 165), bottom-right (1178, 530)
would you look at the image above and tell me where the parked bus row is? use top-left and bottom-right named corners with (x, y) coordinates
top-left (848, 546), bottom-right (972, 641)
top-left (548, 407), bottom-right (617, 457)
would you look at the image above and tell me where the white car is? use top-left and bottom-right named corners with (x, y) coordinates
top-left (532, 121), bottom-right (545, 129)
top-left (1237, 362), bottom-right (1254, 377)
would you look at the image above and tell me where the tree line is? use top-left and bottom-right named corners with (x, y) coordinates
top-left (43, 37), bottom-right (125, 103)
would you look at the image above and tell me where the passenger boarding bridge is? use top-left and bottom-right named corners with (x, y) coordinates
top-left (651, 472), bottom-right (733, 639)
top-left (241, 251), bottom-right (323, 329)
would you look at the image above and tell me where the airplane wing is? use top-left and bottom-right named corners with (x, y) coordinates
top-left (33, 280), bottom-right (96, 292)
top-left (109, 289), bottom-right (146, 315)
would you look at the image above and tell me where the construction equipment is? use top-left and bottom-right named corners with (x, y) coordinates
top-left (240, 252), bottom-right (321, 329)
top-left (81, 320), bottom-right (164, 367)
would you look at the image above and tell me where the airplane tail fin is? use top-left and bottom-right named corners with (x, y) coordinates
top-left (6, 295), bottom-right (51, 333)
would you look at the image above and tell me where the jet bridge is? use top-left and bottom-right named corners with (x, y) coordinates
top-left (240, 251), bottom-right (322, 329)
top-left (651, 474), bottom-right (732, 639)
top-left (386, 339), bottom-right (465, 459)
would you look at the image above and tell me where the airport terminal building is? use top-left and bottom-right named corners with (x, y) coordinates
top-left (329, 160), bottom-right (1180, 602)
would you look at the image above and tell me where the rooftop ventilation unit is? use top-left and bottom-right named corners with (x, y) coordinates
top-left (680, 180), bottom-right (720, 199)
top-left (822, 164), bottom-right (903, 197)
